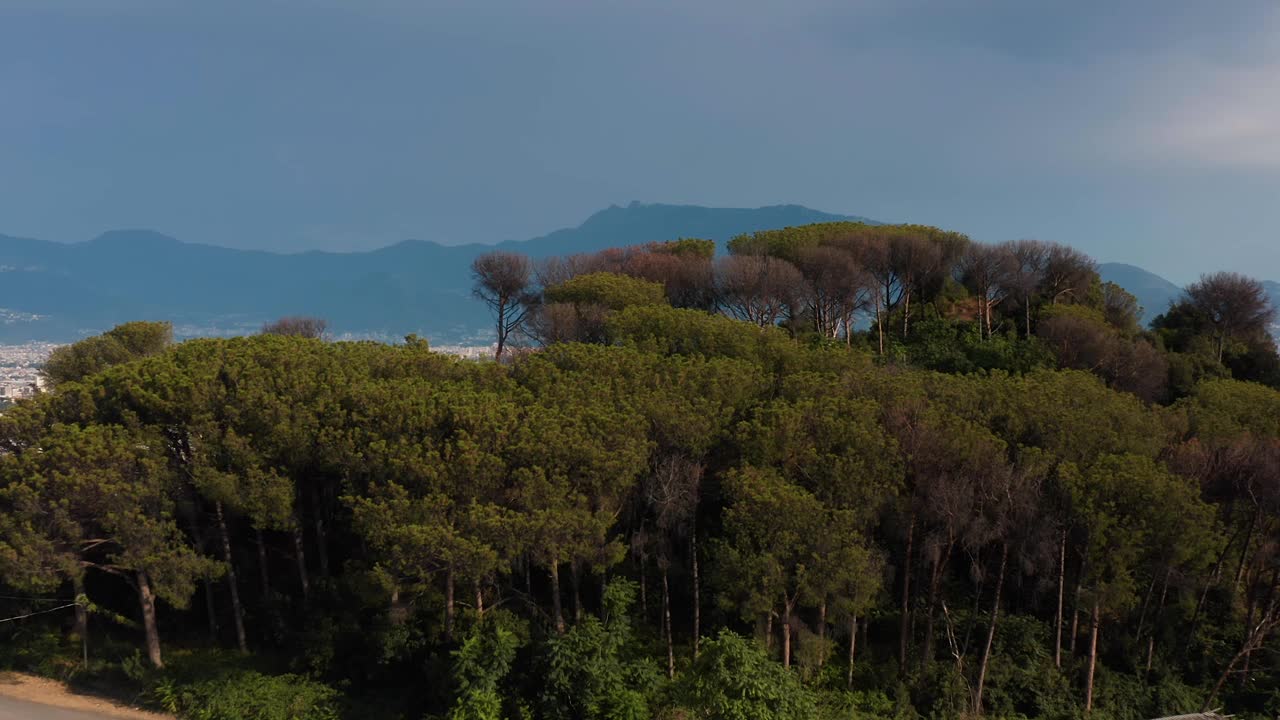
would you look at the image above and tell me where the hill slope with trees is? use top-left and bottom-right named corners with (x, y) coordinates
top-left (2, 219), bottom-right (1279, 720)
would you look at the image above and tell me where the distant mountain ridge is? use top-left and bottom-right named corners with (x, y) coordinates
top-left (2, 204), bottom-right (1273, 344)
top-left (0, 203), bottom-right (867, 343)
top-left (1096, 263), bottom-right (1185, 324)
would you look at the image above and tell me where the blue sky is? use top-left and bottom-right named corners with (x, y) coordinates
top-left (2, 0), bottom-right (1278, 282)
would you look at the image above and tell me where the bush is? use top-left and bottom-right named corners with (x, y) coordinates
top-left (147, 651), bottom-right (341, 720)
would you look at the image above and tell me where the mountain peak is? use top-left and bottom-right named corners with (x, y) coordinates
top-left (87, 229), bottom-right (182, 248)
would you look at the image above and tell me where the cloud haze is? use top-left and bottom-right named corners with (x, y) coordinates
top-left (1, 0), bottom-right (1277, 281)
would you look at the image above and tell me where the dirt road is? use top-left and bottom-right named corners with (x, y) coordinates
top-left (0, 673), bottom-right (169, 720)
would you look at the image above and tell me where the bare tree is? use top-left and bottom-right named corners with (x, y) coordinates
top-left (956, 244), bottom-right (1016, 339)
top-left (261, 316), bottom-right (328, 339)
top-left (715, 255), bottom-right (802, 328)
top-left (888, 232), bottom-right (944, 336)
top-left (1002, 240), bottom-right (1049, 337)
top-left (1039, 243), bottom-right (1097, 306)
top-left (795, 246), bottom-right (870, 342)
top-left (471, 251), bottom-right (533, 360)
top-left (1183, 271), bottom-right (1276, 362)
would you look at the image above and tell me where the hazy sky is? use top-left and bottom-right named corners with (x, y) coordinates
top-left (2, 1), bottom-right (1278, 282)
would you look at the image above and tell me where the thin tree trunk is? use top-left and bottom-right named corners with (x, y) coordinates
top-left (571, 562), bottom-right (583, 622)
top-left (1084, 601), bottom-right (1100, 714)
top-left (475, 581), bottom-right (485, 620)
top-left (495, 303), bottom-right (507, 360)
top-left (203, 577), bottom-right (218, 642)
top-left (550, 561), bottom-right (565, 635)
top-left (137, 571), bottom-right (163, 669)
top-left (1055, 530), bottom-right (1066, 668)
top-left (847, 615), bottom-right (858, 689)
top-left (311, 486), bottom-right (330, 578)
top-left (782, 601), bottom-right (793, 669)
top-left (291, 519), bottom-right (310, 602)
top-left (766, 612), bottom-right (774, 652)
top-left (662, 568), bottom-right (674, 679)
top-left (639, 554), bottom-right (648, 619)
top-left (692, 530), bottom-right (702, 658)
top-left (922, 539), bottom-right (954, 671)
top-left (72, 575), bottom-right (88, 667)
top-left (444, 566), bottom-right (456, 642)
top-left (817, 599), bottom-right (828, 670)
top-left (215, 502), bottom-right (248, 654)
top-left (1069, 572), bottom-right (1083, 656)
top-left (1235, 509), bottom-right (1258, 592)
top-left (1146, 569), bottom-right (1170, 675)
top-left (524, 553), bottom-right (532, 596)
top-left (974, 543), bottom-right (1008, 715)
top-left (1135, 573), bottom-right (1157, 644)
top-left (899, 514), bottom-right (916, 674)
top-left (255, 528), bottom-right (271, 598)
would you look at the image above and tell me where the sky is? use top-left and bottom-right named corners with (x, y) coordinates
top-left (1, 0), bottom-right (1278, 283)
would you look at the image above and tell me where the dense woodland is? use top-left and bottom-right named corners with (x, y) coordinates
top-left (2, 221), bottom-right (1279, 720)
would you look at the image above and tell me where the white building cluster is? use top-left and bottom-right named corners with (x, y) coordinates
top-left (0, 342), bottom-right (58, 401)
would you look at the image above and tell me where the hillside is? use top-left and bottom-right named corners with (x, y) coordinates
top-left (1097, 262), bottom-right (1185, 324)
top-left (0, 203), bottom-right (862, 343)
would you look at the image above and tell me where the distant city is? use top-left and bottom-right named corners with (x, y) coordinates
top-left (0, 341), bottom-right (55, 401)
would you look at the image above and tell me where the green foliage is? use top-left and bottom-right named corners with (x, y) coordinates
top-left (538, 581), bottom-right (660, 720)
top-left (545, 272), bottom-right (668, 311)
top-left (673, 630), bottom-right (817, 720)
top-left (150, 661), bottom-right (341, 720)
top-left (42, 321), bottom-right (173, 387)
top-left (897, 318), bottom-right (1054, 374)
top-left (450, 612), bottom-right (525, 720)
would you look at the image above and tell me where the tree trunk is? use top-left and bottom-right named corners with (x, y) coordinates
top-left (571, 562), bottom-right (582, 622)
top-left (255, 528), bottom-right (271, 598)
top-left (662, 568), bottom-right (675, 679)
top-left (72, 575), bottom-right (88, 666)
top-left (215, 502), bottom-right (248, 654)
top-left (475, 581), bottom-right (485, 620)
top-left (1054, 530), bottom-right (1066, 668)
top-left (782, 601), bottom-right (794, 669)
top-left (692, 530), bottom-right (702, 658)
top-left (1084, 601), bottom-right (1100, 714)
top-left (444, 566), bottom-right (456, 642)
top-left (311, 486), bottom-right (330, 578)
top-left (974, 543), bottom-right (1008, 715)
top-left (495, 302), bottom-right (507, 360)
top-left (202, 577), bottom-right (219, 642)
top-left (817, 599), bottom-right (828, 671)
top-left (1235, 509), bottom-right (1258, 592)
top-left (899, 514), bottom-right (916, 674)
top-left (550, 561), bottom-right (565, 634)
top-left (136, 571), bottom-right (164, 669)
top-left (923, 553), bottom-right (943, 670)
top-left (876, 297), bottom-right (885, 355)
top-left (291, 519), bottom-right (310, 602)
top-left (766, 612), bottom-right (774, 652)
top-left (847, 615), bottom-right (858, 690)
top-left (1069, 573), bottom-right (1082, 656)
top-left (1147, 569), bottom-right (1170, 674)
top-left (639, 554), bottom-right (648, 619)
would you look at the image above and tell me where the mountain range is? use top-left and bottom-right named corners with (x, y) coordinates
top-left (0, 203), bottom-right (1273, 344)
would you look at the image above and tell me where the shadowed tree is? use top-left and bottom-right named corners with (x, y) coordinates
top-left (42, 321), bottom-right (174, 387)
top-left (1183, 271), bottom-right (1276, 362)
top-left (715, 255), bottom-right (802, 328)
top-left (261, 316), bottom-right (328, 339)
top-left (471, 251), bottom-right (534, 360)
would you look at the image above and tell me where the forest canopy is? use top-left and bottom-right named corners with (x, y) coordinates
top-left (2, 221), bottom-right (1279, 720)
